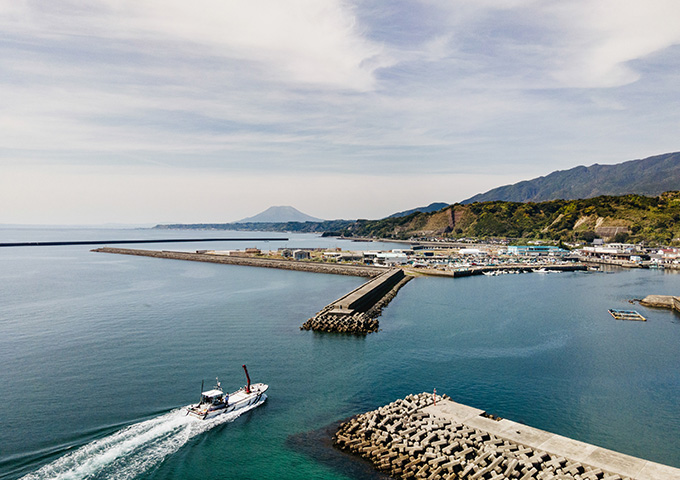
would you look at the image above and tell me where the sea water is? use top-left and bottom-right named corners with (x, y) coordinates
top-left (1, 228), bottom-right (679, 479)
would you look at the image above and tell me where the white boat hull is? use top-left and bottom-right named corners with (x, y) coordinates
top-left (186, 383), bottom-right (268, 420)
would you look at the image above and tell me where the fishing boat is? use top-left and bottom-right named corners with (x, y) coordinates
top-left (186, 365), bottom-right (268, 420)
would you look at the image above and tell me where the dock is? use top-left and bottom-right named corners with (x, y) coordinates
top-left (335, 393), bottom-right (680, 479)
top-left (301, 269), bottom-right (412, 334)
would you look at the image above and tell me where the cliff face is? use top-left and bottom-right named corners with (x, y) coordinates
top-left (462, 152), bottom-right (680, 204)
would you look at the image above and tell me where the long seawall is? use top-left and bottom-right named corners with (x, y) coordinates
top-left (1, 237), bottom-right (286, 247)
top-left (335, 393), bottom-right (680, 480)
top-left (301, 269), bottom-right (412, 334)
top-left (92, 247), bottom-right (386, 277)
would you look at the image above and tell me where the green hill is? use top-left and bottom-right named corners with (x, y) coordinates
top-left (339, 192), bottom-right (680, 245)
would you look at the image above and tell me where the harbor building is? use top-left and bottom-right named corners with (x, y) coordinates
top-left (507, 245), bottom-right (569, 256)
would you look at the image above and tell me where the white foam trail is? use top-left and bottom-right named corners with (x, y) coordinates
top-left (22, 396), bottom-right (266, 480)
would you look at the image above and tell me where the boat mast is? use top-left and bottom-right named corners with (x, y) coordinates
top-left (242, 364), bottom-right (251, 393)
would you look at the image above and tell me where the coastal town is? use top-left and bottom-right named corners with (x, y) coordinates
top-left (196, 238), bottom-right (680, 275)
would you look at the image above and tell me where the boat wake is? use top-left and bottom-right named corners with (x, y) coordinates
top-left (21, 396), bottom-right (266, 480)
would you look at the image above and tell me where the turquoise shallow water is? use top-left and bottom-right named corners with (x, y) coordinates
top-left (1, 228), bottom-right (679, 479)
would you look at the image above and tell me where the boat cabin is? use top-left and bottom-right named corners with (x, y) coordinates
top-left (201, 389), bottom-right (227, 405)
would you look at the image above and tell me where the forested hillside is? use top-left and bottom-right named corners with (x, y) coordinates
top-left (339, 192), bottom-right (680, 244)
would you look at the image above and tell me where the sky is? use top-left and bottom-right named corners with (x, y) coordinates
top-left (1, 0), bottom-right (679, 224)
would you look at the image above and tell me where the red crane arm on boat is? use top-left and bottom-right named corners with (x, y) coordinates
top-left (242, 364), bottom-right (251, 393)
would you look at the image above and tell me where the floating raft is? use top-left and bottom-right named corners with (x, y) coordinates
top-left (609, 309), bottom-right (647, 321)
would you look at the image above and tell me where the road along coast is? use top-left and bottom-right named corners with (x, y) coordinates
top-left (92, 247), bottom-right (386, 277)
top-left (301, 269), bottom-right (413, 334)
top-left (334, 393), bottom-right (680, 480)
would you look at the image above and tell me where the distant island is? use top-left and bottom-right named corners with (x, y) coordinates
top-left (155, 219), bottom-right (355, 234)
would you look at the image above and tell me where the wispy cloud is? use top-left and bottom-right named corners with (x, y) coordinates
top-left (1, 1), bottom-right (679, 222)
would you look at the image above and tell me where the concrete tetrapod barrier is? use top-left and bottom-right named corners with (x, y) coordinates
top-left (334, 393), bottom-right (680, 480)
top-left (301, 269), bottom-right (412, 334)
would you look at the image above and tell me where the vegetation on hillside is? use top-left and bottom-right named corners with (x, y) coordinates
top-left (339, 192), bottom-right (680, 245)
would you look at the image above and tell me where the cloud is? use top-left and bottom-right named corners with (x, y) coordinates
top-left (545, 0), bottom-right (680, 87)
top-left (1, 1), bottom-right (679, 223)
top-left (1, 1), bottom-right (389, 90)
top-left (424, 0), bottom-right (680, 89)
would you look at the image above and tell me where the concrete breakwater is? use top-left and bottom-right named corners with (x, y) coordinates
top-left (301, 269), bottom-right (412, 334)
top-left (92, 248), bottom-right (386, 277)
top-left (334, 393), bottom-right (680, 480)
top-left (1, 237), bottom-right (286, 248)
top-left (639, 295), bottom-right (680, 313)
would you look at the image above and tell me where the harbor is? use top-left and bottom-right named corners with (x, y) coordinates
top-left (335, 393), bottom-right (680, 480)
top-left (4, 230), bottom-right (680, 479)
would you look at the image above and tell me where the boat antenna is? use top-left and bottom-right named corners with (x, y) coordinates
top-left (199, 379), bottom-right (204, 404)
top-left (242, 364), bottom-right (251, 394)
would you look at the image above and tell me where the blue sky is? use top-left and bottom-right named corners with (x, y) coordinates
top-left (1, 0), bottom-right (679, 224)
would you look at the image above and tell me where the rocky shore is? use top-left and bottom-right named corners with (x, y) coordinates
top-left (334, 393), bottom-right (680, 480)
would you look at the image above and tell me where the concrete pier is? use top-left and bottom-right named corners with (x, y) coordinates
top-left (334, 393), bottom-right (680, 479)
top-left (639, 295), bottom-right (680, 313)
top-left (301, 269), bottom-right (412, 334)
top-left (92, 247), bottom-right (386, 277)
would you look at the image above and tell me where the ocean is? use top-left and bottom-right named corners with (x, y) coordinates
top-left (1, 228), bottom-right (679, 479)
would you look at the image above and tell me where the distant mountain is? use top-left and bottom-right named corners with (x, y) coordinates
top-left (386, 202), bottom-right (449, 219)
top-left (462, 152), bottom-right (680, 204)
top-left (236, 206), bottom-right (323, 223)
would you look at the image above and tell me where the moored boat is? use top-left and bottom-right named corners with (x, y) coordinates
top-left (186, 365), bottom-right (268, 420)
